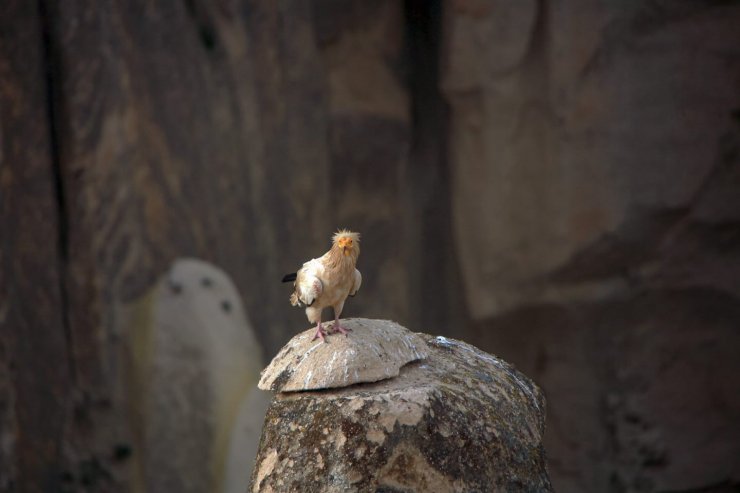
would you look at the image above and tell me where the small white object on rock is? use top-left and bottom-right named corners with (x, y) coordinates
top-left (258, 318), bottom-right (429, 392)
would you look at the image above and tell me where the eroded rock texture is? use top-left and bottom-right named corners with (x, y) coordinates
top-left (0, 1), bottom-right (442, 490)
top-left (443, 0), bottom-right (740, 492)
top-left (2, 1), bottom-right (739, 492)
top-left (0, 2), bottom-right (71, 491)
top-left (251, 322), bottom-right (551, 493)
top-left (444, 0), bottom-right (740, 317)
top-left (443, 2), bottom-right (740, 491)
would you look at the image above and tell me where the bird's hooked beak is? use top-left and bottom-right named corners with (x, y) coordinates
top-left (338, 238), bottom-right (353, 256)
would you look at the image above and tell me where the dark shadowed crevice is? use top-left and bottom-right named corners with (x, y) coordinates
top-left (659, 478), bottom-right (740, 493)
top-left (37, 0), bottom-right (76, 384)
top-left (403, 0), bottom-right (466, 334)
top-left (182, 0), bottom-right (219, 53)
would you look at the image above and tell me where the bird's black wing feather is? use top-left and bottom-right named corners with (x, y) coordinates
top-left (282, 272), bottom-right (297, 283)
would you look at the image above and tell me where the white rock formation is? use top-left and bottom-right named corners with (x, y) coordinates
top-left (123, 258), bottom-right (269, 493)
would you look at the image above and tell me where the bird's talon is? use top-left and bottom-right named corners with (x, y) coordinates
top-left (312, 325), bottom-right (328, 343)
top-left (332, 323), bottom-right (351, 336)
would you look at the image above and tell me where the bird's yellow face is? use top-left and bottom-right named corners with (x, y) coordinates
top-left (337, 237), bottom-right (354, 256)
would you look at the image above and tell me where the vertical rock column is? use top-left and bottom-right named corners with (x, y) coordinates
top-left (251, 318), bottom-right (552, 492)
top-left (122, 259), bottom-right (269, 493)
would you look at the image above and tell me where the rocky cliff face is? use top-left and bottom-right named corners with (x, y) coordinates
top-left (444, 0), bottom-right (740, 318)
top-left (251, 319), bottom-right (551, 492)
top-left (442, 2), bottom-right (740, 491)
top-left (2, 1), bottom-right (739, 492)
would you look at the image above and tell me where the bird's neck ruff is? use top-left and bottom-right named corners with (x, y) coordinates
top-left (325, 244), bottom-right (358, 272)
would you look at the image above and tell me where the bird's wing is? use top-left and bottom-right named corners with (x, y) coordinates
top-left (291, 258), bottom-right (324, 307)
top-left (349, 269), bottom-right (362, 297)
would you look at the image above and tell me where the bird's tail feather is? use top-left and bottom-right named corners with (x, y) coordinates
top-left (282, 272), bottom-right (297, 283)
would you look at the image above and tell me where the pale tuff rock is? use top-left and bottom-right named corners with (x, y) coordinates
top-left (258, 318), bottom-right (429, 392)
top-left (123, 258), bottom-right (269, 493)
top-left (251, 320), bottom-right (551, 492)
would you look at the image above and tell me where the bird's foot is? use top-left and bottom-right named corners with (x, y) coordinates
top-left (312, 324), bottom-right (328, 343)
top-left (331, 321), bottom-right (351, 336)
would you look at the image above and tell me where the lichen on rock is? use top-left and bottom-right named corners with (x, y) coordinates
top-left (251, 319), bottom-right (552, 492)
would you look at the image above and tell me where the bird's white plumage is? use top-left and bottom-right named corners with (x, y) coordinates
top-left (294, 258), bottom-right (324, 306)
top-left (286, 230), bottom-right (361, 342)
top-left (350, 269), bottom-right (362, 296)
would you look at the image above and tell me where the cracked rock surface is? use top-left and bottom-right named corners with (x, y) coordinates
top-left (251, 320), bottom-right (552, 492)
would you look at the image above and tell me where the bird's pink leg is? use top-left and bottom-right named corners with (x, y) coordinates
top-left (312, 320), bottom-right (328, 343)
top-left (331, 313), bottom-right (351, 336)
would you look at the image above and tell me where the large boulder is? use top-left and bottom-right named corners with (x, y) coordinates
top-left (251, 319), bottom-right (551, 492)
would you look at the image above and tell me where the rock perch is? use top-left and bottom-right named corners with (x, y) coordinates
top-left (251, 318), bottom-right (552, 492)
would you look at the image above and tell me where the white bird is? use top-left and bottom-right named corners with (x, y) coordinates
top-left (282, 230), bottom-right (362, 342)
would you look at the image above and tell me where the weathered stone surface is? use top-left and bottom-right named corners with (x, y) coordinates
top-left (2, 2), bottom-right (453, 490)
top-left (251, 323), bottom-right (551, 492)
top-left (123, 259), bottom-right (269, 493)
top-left (0, 1), bottom-right (71, 490)
top-left (442, 2), bottom-right (740, 491)
top-left (314, 0), bottom-right (420, 329)
top-left (473, 290), bottom-right (740, 493)
top-left (258, 319), bottom-right (428, 392)
top-left (443, 0), bottom-right (740, 318)
top-left (4, 1), bottom-right (739, 492)
top-left (17, 2), bottom-right (334, 490)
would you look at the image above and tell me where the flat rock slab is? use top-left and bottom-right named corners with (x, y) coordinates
top-left (258, 319), bottom-right (429, 392)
